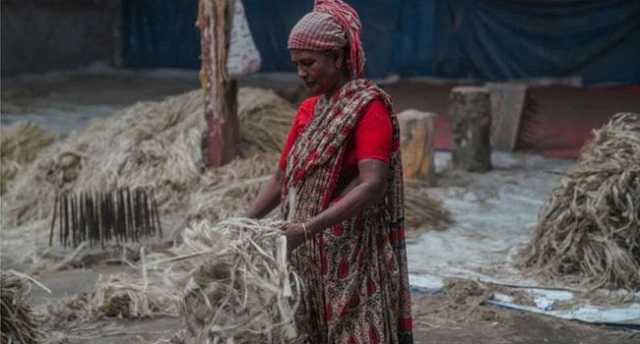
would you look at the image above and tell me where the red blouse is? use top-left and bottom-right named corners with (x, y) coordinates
top-left (279, 95), bottom-right (392, 175)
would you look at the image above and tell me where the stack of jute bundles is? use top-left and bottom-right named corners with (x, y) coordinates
top-left (518, 113), bottom-right (640, 290)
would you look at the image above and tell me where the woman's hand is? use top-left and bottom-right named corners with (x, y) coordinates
top-left (281, 222), bottom-right (308, 251)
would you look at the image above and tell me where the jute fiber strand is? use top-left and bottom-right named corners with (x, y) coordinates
top-left (518, 113), bottom-right (640, 290)
top-left (0, 88), bottom-right (294, 259)
top-left (35, 272), bottom-right (178, 329)
top-left (0, 122), bottom-right (57, 195)
top-left (150, 218), bottom-right (304, 344)
top-left (1, 272), bottom-right (40, 344)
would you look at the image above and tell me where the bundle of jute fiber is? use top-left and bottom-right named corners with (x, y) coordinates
top-left (1, 271), bottom-right (40, 344)
top-left (0, 121), bottom-right (57, 195)
top-left (1, 88), bottom-right (294, 260)
top-left (35, 272), bottom-right (177, 329)
top-left (150, 218), bottom-right (303, 343)
top-left (518, 113), bottom-right (640, 290)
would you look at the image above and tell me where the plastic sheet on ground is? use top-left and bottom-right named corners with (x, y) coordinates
top-left (407, 152), bottom-right (640, 328)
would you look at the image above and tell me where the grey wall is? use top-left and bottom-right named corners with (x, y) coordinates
top-left (1, 0), bottom-right (119, 76)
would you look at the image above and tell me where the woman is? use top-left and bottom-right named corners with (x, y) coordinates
top-left (245, 1), bottom-right (413, 343)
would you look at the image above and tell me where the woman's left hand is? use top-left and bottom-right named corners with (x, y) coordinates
top-left (281, 222), bottom-right (307, 251)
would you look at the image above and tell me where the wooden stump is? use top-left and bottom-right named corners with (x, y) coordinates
top-left (397, 109), bottom-right (437, 186)
top-left (449, 86), bottom-right (492, 172)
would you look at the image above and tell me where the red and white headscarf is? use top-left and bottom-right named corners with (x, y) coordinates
top-left (288, 0), bottom-right (365, 78)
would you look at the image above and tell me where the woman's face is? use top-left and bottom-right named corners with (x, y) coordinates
top-left (290, 49), bottom-right (344, 96)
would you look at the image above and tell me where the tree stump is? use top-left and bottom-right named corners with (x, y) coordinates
top-left (397, 109), bottom-right (437, 186)
top-left (449, 86), bottom-right (492, 172)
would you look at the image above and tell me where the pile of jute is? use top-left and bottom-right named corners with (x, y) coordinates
top-left (1, 271), bottom-right (40, 344)
top-left (0, 122), bottom-right (56, 195)
top-left (0, 88), bottom-right (292, 260)
top-left (35, 272), bottom-right (177, 330)
top-left (518, 113), bottom-right (640, 290)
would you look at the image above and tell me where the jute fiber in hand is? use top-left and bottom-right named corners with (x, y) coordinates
top-left (518, 113), bottom-right (640, 290)
top-left (152, 218), bottom-right (303, 344)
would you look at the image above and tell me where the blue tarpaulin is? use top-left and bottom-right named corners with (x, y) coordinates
top-left (120, 0), bottom-right (640, 85)
top-left (121, 0), bottom-right (201, 68)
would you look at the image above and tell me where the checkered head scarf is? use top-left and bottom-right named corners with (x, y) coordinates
top-left (288, 0), bottom-right (365, 78)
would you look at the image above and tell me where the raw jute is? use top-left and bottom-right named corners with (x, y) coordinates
top-left (35, 272), bottom-right (177, 329)
top-left (148, 218), bottom-right (304, 344)
top-left (1, 271), bottom-right (40, 344)
top-left (49, 219), bottom-right (305, 344)
top-left (404, 179), bottom-right (453, 230)
top-left (518, 112), bottom-right (640, 290)
top-left (1, 88), bottom-right (294, 261)
top-left (0, 122), bottom-right (56, 195)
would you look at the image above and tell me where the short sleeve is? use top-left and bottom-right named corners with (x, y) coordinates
top-left (278, 96), bottom-right (319, 170)
top-left (353, 100), bottom-right (392, 163)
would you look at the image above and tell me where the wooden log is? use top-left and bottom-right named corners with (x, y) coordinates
top-left (485, 82), bottom-right (528, 151)
top-left (449, 86), bottom-right (492, 172)
top-left (198, 0), bottom-right (239, 167)
top-left (397, 109), bottom-right (437, 186)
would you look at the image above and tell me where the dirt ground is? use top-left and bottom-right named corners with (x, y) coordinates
top-left (2, 68), bottom-right (639, 343)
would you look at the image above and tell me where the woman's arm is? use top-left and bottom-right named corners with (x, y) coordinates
top-left (245, 168), bottom-right (284, 219)
top-left (283, 158), bottom-right (388, 249)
